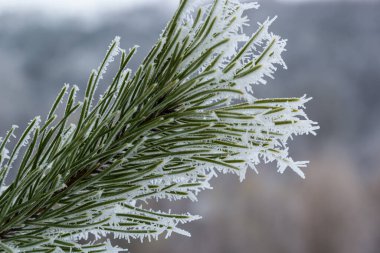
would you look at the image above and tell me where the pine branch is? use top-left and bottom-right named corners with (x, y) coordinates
top-left (0, 0), bottom-right (319, 252)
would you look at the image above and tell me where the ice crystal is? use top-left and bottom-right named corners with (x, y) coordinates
top-left (0, 1), bottom-right (318, 252)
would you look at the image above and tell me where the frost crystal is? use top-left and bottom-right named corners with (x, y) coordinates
top-left (0, 1), bottom-right (318, 252)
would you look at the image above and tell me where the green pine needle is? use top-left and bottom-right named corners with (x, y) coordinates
top-left (0, 0), bottom-right (318, 252)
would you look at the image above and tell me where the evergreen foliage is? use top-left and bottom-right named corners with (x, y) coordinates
top-left (0, 0), bottom-right (318, 252)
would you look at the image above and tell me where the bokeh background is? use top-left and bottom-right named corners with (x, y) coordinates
top-left (1, 0), bottom-right (379, 252)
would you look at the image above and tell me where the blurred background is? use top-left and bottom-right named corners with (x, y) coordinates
top-left (0, 0), bottom-right (379, 252)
